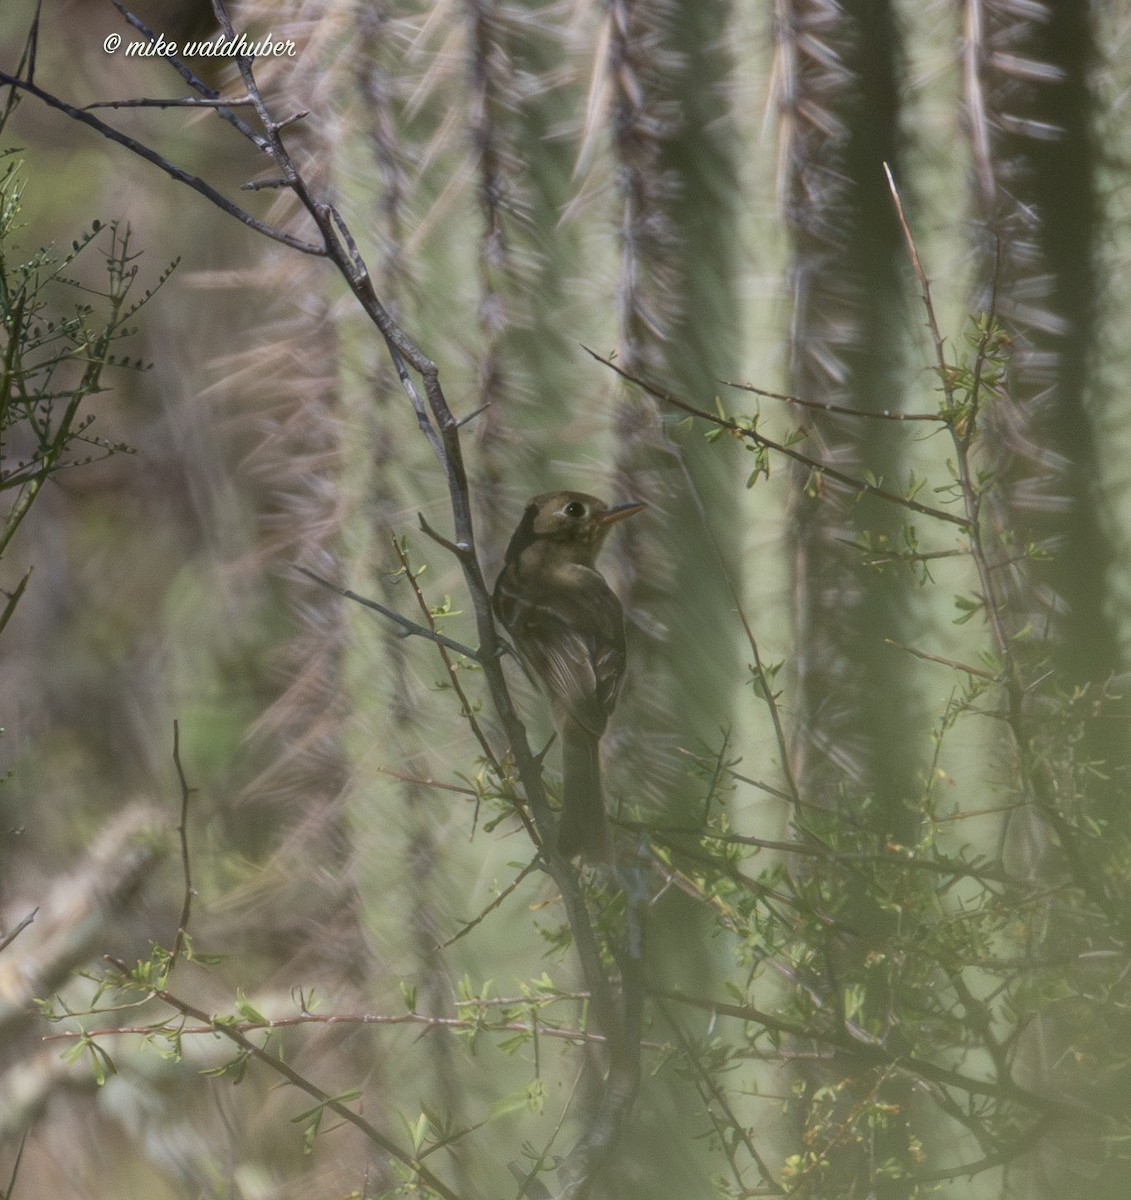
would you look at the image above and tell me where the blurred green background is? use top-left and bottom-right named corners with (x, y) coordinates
top-left (3, 1), bottom-right (1131, 1197)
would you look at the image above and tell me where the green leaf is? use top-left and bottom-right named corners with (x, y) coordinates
top-left (234, 989), bottom-right (267, 1025)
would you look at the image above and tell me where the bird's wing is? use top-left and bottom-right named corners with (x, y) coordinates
top-left (498, 573), bottom-right (625, 737)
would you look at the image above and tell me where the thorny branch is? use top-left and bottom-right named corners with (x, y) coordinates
top-left (584, 348), bottom-right (971, 530)
top-left (884, 168), bottom-right (1121, 929)
top-left (295, 564), bottom-right (483, 661)
top-left (101, 962), bottom-right (466, 1200)
top-left (390, 535), bottom-right (501, 770)
top-left (0, 69), bottom-right (322, 254)
top-left (167, 720), bottom-right (195, 974)
top-left (657, 991), bottom-right (1097, 1121)
top-left (45, 996), bottom-right (660, 1051)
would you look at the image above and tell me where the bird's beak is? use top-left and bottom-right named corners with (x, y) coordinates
top-left (594, 500), bottom-right (645, 526)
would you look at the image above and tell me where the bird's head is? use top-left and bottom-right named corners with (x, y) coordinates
top-left (505, 491), bottom-right (645, 568)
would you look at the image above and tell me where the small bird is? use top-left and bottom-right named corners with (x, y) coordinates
top-left (493, 491), bottom-right (644, 859)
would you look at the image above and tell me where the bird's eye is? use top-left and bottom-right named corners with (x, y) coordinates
top-left (564, 501), bottom-right (586, 519)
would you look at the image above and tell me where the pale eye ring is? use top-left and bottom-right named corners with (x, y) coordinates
top-left (564, 501), bottom-right (586, 518)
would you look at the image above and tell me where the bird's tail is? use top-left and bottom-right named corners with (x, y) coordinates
top-left (559, 718), bottom-right (610, 860)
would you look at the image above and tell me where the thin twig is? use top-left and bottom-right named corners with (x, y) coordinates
top-left (658, 999), bottom-right (782, 1193)
top-left (168, 720), bottom-right (195, 972)
top-left (0, 71), bottom-right (322, 254)
top-left (657, 990), bottom-right (1093, 1118)
top-left (721, 377), bottom-right (945, 423)
top-left (241, 176), bottom-right (291, 191)
top-left (376, 768), bottom-right (478, 797)
top-left (883, 638), bottom-right (999, 681)
top-left (583, 348), bottom-right (971, 529)
top-left (731, 582), bottom-right (803, 810)
top-left (84, 96), bottom-right (257, 110)
top-left (0, 908), bottom-right (37, 954)
top-left (108, 0), bottom-right (267, 147)
top-left (102, 962), bottom-right (468, 1200)
top-left (883, 163), bottom-right (947, 367)
top-left (886, 164), bottom-right (1119, 926)
top-left (24, 0), bottom-right (41, 85)
top-left (437, 856), bottom-right (542, 950)
top-left (417, 513), bottom-right (468, 558)
top-left (48, 1000), bottom-right (631, 1047)
top-left (1, 1129), bottom-right (28, 1200)
top-left (390, 534), bottom-right (506, 782)
top-left (836, 538), bottom-right (967, 565)
top-left (295, 565), bottom-right (482, 661)
top-left (907, 1117), bottom-right (1053, 1184)
top-left (0, 568), bottom-right (32, 641)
